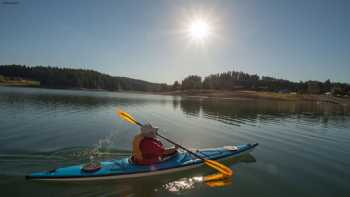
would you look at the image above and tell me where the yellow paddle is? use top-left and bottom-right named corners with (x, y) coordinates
top-left (116, 110), bottom-right (233, 177)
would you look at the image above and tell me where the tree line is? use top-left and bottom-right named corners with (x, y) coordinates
top-left (168, 70), bottom-right (350, 96)
top-left (1, 65), bottom-right (349, 95)
top-left (0, 65), bottom-right (162, 91)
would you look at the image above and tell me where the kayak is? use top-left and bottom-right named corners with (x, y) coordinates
top-left (26, 143), bottom-right (258, 181)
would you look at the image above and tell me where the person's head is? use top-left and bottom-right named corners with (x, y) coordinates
top-left (140, 123), bottom-right (158, 138)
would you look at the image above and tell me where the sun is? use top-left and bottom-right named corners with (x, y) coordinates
top-left (178, 10), bottom-right (219, 46)
top-left (187, 19), bottom-right (211, 42)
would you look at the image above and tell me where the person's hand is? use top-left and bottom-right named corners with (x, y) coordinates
top-left (153, 129), bottom-right (158, 135)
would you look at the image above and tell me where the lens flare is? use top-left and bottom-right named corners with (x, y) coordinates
top-left (188, 19), bottom-right (211, 41)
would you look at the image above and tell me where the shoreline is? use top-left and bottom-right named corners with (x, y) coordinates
top-left (0, 80), bottom-right (40, 87)
top-left (1, 85), bottom-right (349, 106)
top-left (157, 89), bottom-right (350, 106)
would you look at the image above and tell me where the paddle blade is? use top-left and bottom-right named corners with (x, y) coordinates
top-left (204, 172), bottom-right (232, 187)
top-left (117, 110), bottom-right (142, 126)
top-left (205, 177), bottom-right (232, 187)
top-left (203, 173), bottom-right (227, 181)
top-left (204, 159), bottom-right (233, 176)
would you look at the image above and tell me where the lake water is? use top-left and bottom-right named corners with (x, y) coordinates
top-left (0, 86), bottom-right (349, 197)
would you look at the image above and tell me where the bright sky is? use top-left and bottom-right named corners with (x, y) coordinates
top-left (1, 0), bottom-right (349, 84)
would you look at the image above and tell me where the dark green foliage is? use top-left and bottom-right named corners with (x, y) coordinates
top-left (331, 82), bottom-right (349, 96)
top-left (198, 70), bottom-right (300, 91)
top-left (323, 79), bottom-right (331, 92)
top-left (172, 81), bottom-right (180, 91)
top-left (0, 74), bottom-right (5, 82)
top-left (159, 83), bottom-right (171, 91)
top-left (1, 65), bottom-right (349, 95)
top-left (202, 71), bottom-right (259, 90)
top-left (0, 65), bottom-right (162, 91)
top-left (181, 75), bottom-right (202, 90)
top-left (182, 70), bottom-right (350, 95)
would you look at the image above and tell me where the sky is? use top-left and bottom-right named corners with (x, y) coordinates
top-left (0, 0), bottom-right (349, 84)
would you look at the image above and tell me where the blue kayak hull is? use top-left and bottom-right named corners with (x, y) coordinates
top-left (26, 143), bottom-right (258, 181)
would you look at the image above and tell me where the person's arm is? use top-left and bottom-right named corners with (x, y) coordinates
top-left (163, 145), bottom-right (178, 156)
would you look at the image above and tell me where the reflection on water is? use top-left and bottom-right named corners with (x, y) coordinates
top-left (178, 98), bottom-right (350, 127)
top-left (1, 87), bottom-right (350, 196)
top-left (161, 176), bottom-right (204, 193)
top-left (158, 154), bottom-right (256, 194)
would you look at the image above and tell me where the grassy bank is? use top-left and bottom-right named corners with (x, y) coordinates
top-left (0, 76), bottom-right (40, 87)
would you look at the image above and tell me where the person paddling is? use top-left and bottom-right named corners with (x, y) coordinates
top-left (132, 123), bottom-right (178, 165)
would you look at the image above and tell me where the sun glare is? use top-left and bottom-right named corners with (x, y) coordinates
top-left (178, 9), bottom-right (219, 47)
top-left (187, 19), bottom-right (211, 42)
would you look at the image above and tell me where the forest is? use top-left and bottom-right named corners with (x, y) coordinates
top-left (0, 65), bottom-right (162, 91)
top-left (1, 64), bottom-right (349, 95)
top-left (171, 71), bottom-right (350, 96)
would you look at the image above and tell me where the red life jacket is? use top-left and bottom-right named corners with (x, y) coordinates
top-left (132, 134), bottom-right (165, 165)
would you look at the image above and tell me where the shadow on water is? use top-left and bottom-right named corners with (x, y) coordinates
top-left (20, 154), bottom-right (256, 197)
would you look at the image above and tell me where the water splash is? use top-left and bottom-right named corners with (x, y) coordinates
top-left (78, 132), bottom-right (133, 163)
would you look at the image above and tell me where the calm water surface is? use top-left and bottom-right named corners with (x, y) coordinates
top-left (0, 87), bottom-right (349, 196)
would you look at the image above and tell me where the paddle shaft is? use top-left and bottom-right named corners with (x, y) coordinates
top-left (132, 120), bottom-right (206, 162)
top-left (156, 133), bottom-right (206, 162)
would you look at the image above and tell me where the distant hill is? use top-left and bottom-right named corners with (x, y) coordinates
top-left (0, 65), bottom-right (163, 91)
top-left (1, 64), bottom-right (349, 96)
